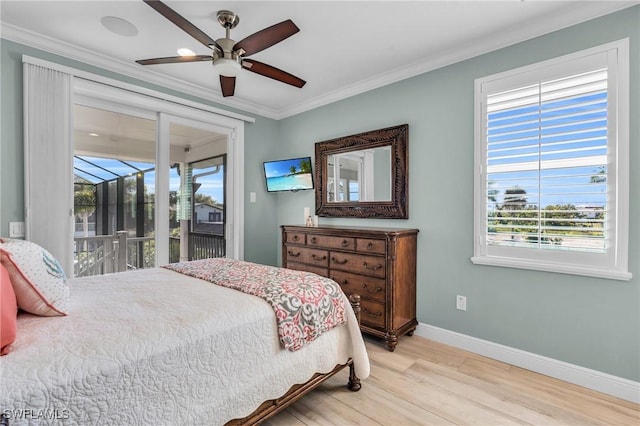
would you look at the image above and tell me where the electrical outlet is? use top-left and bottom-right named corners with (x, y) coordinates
top-left (9, 222), bottom-right (25, 238)
top-left (456, 295), bottom-right (467, 311)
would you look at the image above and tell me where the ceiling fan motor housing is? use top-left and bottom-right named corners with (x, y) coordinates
top-left (212, 38), bottom-right (242, 76)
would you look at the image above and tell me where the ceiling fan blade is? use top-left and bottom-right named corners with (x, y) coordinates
top-left (143, 0), bottom-right (223, 52)
top-left (243, 59), bottom-right (306, 88)
top-left (234, 20), bottom-right (299, 57)
top-left (220, 75), bottom-right (236, 97)
top-left (136, 55), bottom-right (212, 65)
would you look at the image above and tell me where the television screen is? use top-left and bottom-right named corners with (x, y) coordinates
top-left (263, 156), bottom-right (314, 192)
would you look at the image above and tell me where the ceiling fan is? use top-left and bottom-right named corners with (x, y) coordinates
top-left (135, 0), bottom-right (306, 97)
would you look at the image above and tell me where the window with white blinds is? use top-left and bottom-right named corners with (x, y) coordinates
top-left (472, 40), bottom-right (631, 280)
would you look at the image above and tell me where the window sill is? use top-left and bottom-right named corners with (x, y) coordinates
top-left (470, 256), bottom-right (632, 281)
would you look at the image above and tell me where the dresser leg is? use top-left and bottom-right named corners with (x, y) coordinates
top-left (385, 333), bottom-right (398, 352)
top-left (405, 326), bottom-right (417, 337)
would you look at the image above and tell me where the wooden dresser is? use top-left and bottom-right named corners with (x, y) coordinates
top-left (281, 225), bottom-right (418, 351)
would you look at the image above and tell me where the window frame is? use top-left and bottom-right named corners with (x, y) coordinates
top-left (472, 39), bottom-right (631, 281)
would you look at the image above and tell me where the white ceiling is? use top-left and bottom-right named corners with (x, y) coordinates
top-left (73, 104), bottom-right (226, 164)
top-left (1, 0), bottom-right (636, 119)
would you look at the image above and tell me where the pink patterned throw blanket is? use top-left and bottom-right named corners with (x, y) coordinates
top-left (163, 258), bottom-right (346, 351)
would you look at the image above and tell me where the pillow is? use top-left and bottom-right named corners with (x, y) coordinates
top-left (1, 263), bottom-right (17, 355)
top-left (0, 239), bottom-right (69, 316)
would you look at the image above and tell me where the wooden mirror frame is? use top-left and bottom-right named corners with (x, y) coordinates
top-left (315, 124), bottom-right (408, 218)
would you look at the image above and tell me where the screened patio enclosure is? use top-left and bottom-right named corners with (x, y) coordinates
top-left (73, 155), bottom-right (226, 277)
top-left (72, 104), bottom-right (227, 278)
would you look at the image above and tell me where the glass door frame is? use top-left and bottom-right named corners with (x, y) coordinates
top-left (74, 78), bottom-right (245, 266)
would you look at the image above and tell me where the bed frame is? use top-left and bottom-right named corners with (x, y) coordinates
top-left (228, 294), bottom-right (363, 425)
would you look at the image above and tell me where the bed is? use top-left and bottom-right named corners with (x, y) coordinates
top-left (0, 250), bottom-right (369, 425)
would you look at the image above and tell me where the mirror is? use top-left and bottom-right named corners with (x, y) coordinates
top-left (326, 146), bottom-right (392, 202)
top-left (315, 124), bottom-right (408, 218)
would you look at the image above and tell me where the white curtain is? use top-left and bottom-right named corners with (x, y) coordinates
top-left (23, 62), bottom-right (74, 275)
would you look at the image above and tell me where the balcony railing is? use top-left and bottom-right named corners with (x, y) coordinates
top-left (74, 231), bottom-right (126, 277)
top-left (74, 231), bottom-right (225, 277)
top-left (190, 232), bottom-right (225, 260)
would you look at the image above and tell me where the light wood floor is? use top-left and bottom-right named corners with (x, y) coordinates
top-left (265, 335), bottom-right (639, 425)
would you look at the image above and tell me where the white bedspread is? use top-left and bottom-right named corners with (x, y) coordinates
top-left (0, 268), bottom-right (369, 425)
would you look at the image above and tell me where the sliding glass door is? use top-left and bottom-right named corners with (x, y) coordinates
top-left (73, 104), bottom-right (157, 276)
top-left (71, 98), bottom-right (236, 277)
top-left (166, 119), bottom-right (228, 264)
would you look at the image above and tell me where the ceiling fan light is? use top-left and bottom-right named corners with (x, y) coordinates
top-left (177, 48), bottom-right (196, 57)
top-left (214, 58), bottom-right (241, 77)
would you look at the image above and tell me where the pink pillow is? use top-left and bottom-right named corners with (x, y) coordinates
top-left (0, 239), bottom-right (68, 316)
top-left (1, 263), bottom-right (17, 355)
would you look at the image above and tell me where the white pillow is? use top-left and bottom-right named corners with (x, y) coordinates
top-left (0, 238), bottom-right (69, 316)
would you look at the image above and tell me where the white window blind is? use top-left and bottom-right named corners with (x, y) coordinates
top-left (486, 69), bottom-right (608, 253)
top-left (472, 40), bottom-right (631, 280)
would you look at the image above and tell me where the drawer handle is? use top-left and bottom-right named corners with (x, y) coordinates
top-left (362, 307), bottom-right (383, 317)
top-left (310, 237), bottom-right (317, 244)
top-left (340, 279), bottom-right (348, 285)
top-left (341, 239), bottom-right (349, 247)
top-left (331, 257), bottom-right (348, 265)
top-left (311, 254), bottom-right (327, 261)
top-left (362, 283), bottom-right (383, 294)
top-left (292, 235), bottom-right (299, 242)
top-left (363, 262), bottom-right (383, 271)
top-left (366, 242), bottom-right (374, 250)
top-left (287, 251), bottom-right (301, 257)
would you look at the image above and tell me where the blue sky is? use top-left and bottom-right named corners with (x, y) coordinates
top-left (263, 157), bottom-right (311, 179)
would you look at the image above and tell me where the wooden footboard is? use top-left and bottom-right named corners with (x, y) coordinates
top-left (227, 360), bottom-right (359, 425)
top-left (227, 294), bottom-right (363, 425)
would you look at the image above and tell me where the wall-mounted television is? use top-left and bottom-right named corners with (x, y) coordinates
top-left (263, 156), bottom-right (314, 192)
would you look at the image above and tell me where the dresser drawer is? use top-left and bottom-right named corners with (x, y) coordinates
top-left (356, 238), bottom-right (386, 255)
top-left (284, 231), bottom-right (306, 245)
top-left (285, 247), bottom-right (329, 267)
top-left (330, 270), bottom-right (386, 303)
top-left (308, 235), bottom-right (355, 250)
top-left (329, 252), bottom-right (386, 278)
top-left (360, 299), bottom-right (386, 329)
top-left (286, 261), bottom-right (328, 278)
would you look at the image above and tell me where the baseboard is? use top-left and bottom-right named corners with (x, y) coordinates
top-left (414, 323), bottom-right (640, 404)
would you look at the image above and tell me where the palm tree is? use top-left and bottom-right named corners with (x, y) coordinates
top-left (590, 166), bottom-right (606, 183)
top-left (74, 181), bottom-right (96, 237)
top-left (299, 159), bottom-right (312, 173)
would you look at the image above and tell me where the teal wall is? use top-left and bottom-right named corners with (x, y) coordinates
top-left (0, 39), bottom-right (281, 266)
top-left (1, 7), bottom-right (638, 382)
top-left (274, 7), bottom-right (640, 381)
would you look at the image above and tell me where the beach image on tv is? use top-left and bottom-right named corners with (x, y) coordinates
top-left (264, 157), bottom-right (313, 191)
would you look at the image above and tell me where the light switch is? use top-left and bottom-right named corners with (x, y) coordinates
top-left (250, 192), bottom-right (256, 203)
top-left (9, 222), bottom-right (25, 238)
